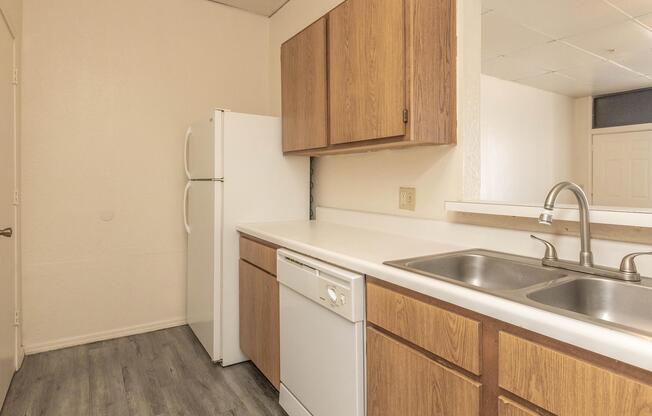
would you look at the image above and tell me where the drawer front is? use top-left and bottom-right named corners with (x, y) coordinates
top-left (366, 281), bottom-right (481, 375)
top-left (499, 332), bottom-right (652, 416)
top-left (239, 236), bottom-right (276, 275)
top-left (367, 327), bottom-right (480, 416)
top-left (498, 396), bottom-right (538, 416)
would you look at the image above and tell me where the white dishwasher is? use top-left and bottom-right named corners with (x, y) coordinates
top-left (276, 249), bottom-right (365, 416)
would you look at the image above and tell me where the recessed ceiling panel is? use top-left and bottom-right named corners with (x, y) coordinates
top-left (608, 0), bottom-right (652, 18)
top-left (490, 0), bottom-right (628, 39)
top-left (209, 0), bottom-right (288, 17)
top-left (483, 56), bottom-right (548, 81)
top-left (482, 11), bottom-right (552, 60)
top-left (482, 0), bottom-right (652, 96)
top-left (565, 20), bottom-right (652, 59)
top-left (517, 72), bottom-right (594, 98)
top-left (510, 40), bottom-right (602, 72)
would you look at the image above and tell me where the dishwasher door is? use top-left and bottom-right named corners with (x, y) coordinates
top-left (277, 250), bottom-right (365, 416)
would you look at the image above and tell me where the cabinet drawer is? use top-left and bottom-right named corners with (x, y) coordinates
top-left (239, 236), bottom-right (276, 275)
top-left (239, 260), bottom-right (280, 388)
top-left (499, 332), bottom-right (652, 416)
top-left (366, 281), bottom-right (481, 374)
top-left (498, 397), bottom-right (538, 416)
top-left (367, 327), bottom-right (480, 416)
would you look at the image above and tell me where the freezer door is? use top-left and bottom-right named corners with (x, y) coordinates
top-left (186, 180), bottom-right (223, 361)
top-left (186, 110), bottom-right (224, 180)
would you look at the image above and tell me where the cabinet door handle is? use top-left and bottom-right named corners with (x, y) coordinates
top-left (0, 227), bottom-right (13, 238)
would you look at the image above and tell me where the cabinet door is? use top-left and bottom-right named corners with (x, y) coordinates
top-left (239, 260), bottom-right (280, 388)
top-left (498, 397), bottom-right (538, 416)
top-left (499, 332), bottom-right (652, 416)
top-left (281, 18), bottom-right (328, 152)
top-left (367, 327), bottom-right (480, 416)
top-left (329, 0), bottom-right (406, 144)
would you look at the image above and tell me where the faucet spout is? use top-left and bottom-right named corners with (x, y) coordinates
top-left (541, 181), bottom-right (593, 267)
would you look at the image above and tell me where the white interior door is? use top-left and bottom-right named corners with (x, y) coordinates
top-left (0, 8), bottom-right (16, 407)
top-left (593, 130), bottom-right (652, 208)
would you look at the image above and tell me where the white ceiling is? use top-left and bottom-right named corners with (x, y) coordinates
top-left (482, 0), bottom-right (652, 97)
top-left (209, 0), bottom-right (288, 17)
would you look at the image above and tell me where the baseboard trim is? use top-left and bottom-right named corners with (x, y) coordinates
top-left (23, 318), bottom-right (187, 355)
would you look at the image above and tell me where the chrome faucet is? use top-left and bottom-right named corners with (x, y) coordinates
top-left (538, 181), bottom-right (593, 266)
top-left (532, 181), bottom-right (648, 282)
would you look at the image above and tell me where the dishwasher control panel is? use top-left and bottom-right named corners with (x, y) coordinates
top-left (277, 249), bottom-right (365, 323)
top-left (318, 275), bottom-right (352, 317)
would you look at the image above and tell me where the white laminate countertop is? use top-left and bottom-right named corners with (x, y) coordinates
top-left (237, 220), bottom-right (652, 372)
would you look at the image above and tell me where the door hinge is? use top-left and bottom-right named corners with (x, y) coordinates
top-left (12, 68), bottom-right (18, 85)
top-left (12, 190), bottom-right (19, 206)
top-left (14, 311), bottom-right (20, 327)
top-left (403, 109), bottom-right (409, 123)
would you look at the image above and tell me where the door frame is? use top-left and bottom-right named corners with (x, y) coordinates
top-left (0, 5), bottom-right (22, 371)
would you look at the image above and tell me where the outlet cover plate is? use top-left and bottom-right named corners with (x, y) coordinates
top-left (399, 187), bottom-right (416, 211)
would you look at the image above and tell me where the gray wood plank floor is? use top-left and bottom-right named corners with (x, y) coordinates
top-left (0, 325), bottom-right (287, 416)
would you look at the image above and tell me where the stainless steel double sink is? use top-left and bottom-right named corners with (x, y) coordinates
top-left (385, 250), bottom-right (652, 337)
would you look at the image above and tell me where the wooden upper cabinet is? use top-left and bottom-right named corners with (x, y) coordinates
top-left (281, 18), bottom-right (328, 152)
top-left (328, 0), bottom-right (407, 145)
top-left (280, 0), bottom-right (456, 155)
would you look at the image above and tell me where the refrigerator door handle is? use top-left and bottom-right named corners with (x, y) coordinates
top-left (184, 127), bottom-right (192, 180)
top-left (183, 181), bottom-right (191, 234)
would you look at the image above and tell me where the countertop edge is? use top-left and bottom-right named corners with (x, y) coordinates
top-left (237, 224), bottom-right (652, 372)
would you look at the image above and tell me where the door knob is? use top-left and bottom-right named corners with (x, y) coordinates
top-left (0, 227), bottom-right (13, 238)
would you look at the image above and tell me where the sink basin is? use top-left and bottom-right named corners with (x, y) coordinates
top-left (386, 250), bottom-right (566, 291)
top-left (527, 278), bottom-right (652, 334)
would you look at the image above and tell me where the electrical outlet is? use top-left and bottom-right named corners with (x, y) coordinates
top-left (399, 187), bottom-right (416, 211)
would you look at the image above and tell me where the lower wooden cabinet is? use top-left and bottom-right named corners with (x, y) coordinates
top-left (497, 397), bottom-right (538, 416)
top-left (366, 327), bottom-right (480, 416)
top-left (366, 277), bottom-right (652, 416)
top-left (499, 332), bottom-right (652, 416)
top-left (239, 259), bottom-right (280, 388)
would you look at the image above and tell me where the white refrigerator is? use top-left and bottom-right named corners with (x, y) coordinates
top-left (183, 109), bottom-right (309, 366)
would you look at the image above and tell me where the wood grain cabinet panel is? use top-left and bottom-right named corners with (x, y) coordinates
top-left (367, 327), bottom-right (480, 416)
top-left (366, 281), bottom-right (481, 375)
top-left (280, 0), bottom-right (456, 155)
top-left (498, 397), bottom-right (539, 416)
top-left (499, 332), bottom-right (652, 416)
top-left (280, 18), bottom-right (328, 152)
top-left (239, 260), bottom-right (280, 389)
top-left (328, 0), bottom-right (406, 144)
top-left (239, 236), bottom-right (277, 276)
top-left (407, 0), bottom-right (457, 144)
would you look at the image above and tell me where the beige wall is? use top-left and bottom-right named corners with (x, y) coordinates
top-left (21, 0), bottom-right (270, 350)
top-left (269, 0), bottom-right (480, 219)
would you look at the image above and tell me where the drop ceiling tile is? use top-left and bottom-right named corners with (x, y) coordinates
top-left (517, 72), bottom-right (594, 97)
top-left (593, 76), bottom-right (652, 95)
top-left (482, 11), bottom-right (552, 60)
top-left (615, 49), bottom-right (652, 75)
top-left (637, 13), bottom-right (652, 28)
top-left (210, 0), bottom-right (287, 16)
top-left (491, 0), bottom-right (629, 39)
top-left (482, 0), bottom-right (499, 14)
top-left (559, 60), bottom-right (651, 93)
top-left (483, 56), bottom-right (549, 81)
top-left (607, 0), bottom-right (652, 17)
top-left (510, 40), bottom-right (603, 71)
top-left (564, 20), bottom-right (652, 59)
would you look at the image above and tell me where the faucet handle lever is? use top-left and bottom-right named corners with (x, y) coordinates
top-left (530, 235), bottom-right (558, 261)
top-left (619, 252), bottom-right (652, 275)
